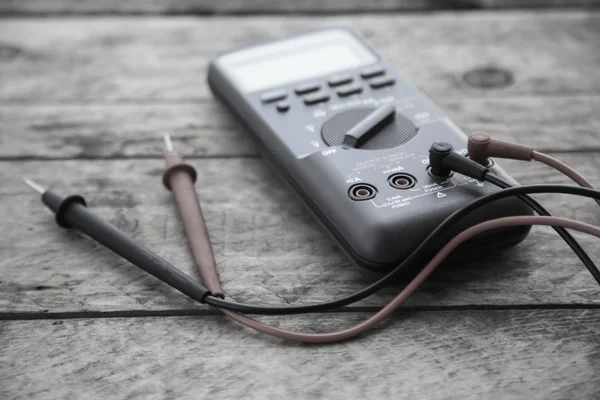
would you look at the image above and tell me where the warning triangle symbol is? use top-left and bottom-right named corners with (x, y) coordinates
top-left (437, 192), bottom-right (446, 198)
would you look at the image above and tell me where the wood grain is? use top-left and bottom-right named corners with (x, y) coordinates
top-left (1, 0), bottom-right (597, 15)
top-left (1, 310), bottom-right (599, 399)
top-left (1, 8), bottom-right (599, 398)
top-left (0, 12), bottom-right (599, 104)
top-left (2, 94), bottom-right (600, 160)
top-left (2, 153), bottom-right (599, 313)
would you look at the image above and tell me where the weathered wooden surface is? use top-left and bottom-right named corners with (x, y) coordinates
top-left (1, 0), bottom-right (597, 15)
top-left (2, 154), bottom-right (600, 313)
top-left (1, 9), bottom-right (599, 399)
top-left (1, 13), bottom-right (600, 104)
top-left (2, 310), bottom-right (600, 400)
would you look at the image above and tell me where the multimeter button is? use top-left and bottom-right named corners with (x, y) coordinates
top-left (260, 90), bottom-right (287, 103)
top-left (370, 76), bottom-right (396, 89)
top-left (294, 83), bottom-right (321, 95)
top-left (336, 85), bottom-right (363, 97)
top-left (303, 92), bottom-right (330, 105)
top-left (276, 101), bottom-right (290, 112)
top-left (360, 66), bottom-right (385, 79)
top-left (328, 75), bottom-right (353, 87)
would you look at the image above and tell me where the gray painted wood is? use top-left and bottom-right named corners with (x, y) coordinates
top-left (2, 95), bottom-right (600, 159)
top-left (2, 153), bottom-right (599, 313)
top-left (1, 310), bottom-right (599, 399)
top-left (0, 12), bottom-right (599, 104)
top-left (1, 0), bottom-right (597, 15)
top-left (1, 9), bottom-right (600, 398)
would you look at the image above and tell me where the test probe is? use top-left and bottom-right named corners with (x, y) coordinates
top-left (22, 178), bottom-right (211, 304)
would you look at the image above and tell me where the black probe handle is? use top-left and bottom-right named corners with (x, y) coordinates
top-left (42, 189), bottom-right (211, 303)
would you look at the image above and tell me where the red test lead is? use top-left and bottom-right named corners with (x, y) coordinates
top-left (159, 134), bottom-right (600, 343)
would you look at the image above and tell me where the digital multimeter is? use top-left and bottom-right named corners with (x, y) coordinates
top-left (208, 28), bottom-right (532, 274)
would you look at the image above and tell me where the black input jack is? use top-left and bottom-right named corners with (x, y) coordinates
top-left (349, 184), bottom-right (377, 201)
top-left (388, 173), bottom-right (417, 190)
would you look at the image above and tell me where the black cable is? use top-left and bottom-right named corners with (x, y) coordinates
top-left (204, 184), bottom-right (600, 314)
top-left (485, 174), bottom-right (600, 285)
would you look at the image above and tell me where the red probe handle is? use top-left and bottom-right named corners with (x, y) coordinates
top-left (163, 152), bottom-right (225, 298)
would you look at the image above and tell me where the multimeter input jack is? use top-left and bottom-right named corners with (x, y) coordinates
top-left (388, 173), bottom-right (416, 190)
top-left (349, 184), bottom-right (377, 201)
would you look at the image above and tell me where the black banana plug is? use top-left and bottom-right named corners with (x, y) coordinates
top-left (23, 178), bottom-right (211, 303)
top-left (428, 142), bottom-right (489, 180)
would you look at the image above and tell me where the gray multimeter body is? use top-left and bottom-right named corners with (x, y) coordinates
top-left (208, 28), bottom-right (531, 274)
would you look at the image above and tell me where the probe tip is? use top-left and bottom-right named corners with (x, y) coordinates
top-left (23, 178), bottom-right (46, 194)
top-left (163, 133), bottom-right (174, 152)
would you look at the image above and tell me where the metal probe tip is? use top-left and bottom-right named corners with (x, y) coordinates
top-left (163, 132), bottom-right (174, 152)
top-left (23, 178), bottom-right (46, 194)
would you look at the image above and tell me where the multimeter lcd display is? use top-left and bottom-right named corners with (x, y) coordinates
top-left (218, 30), bottom-right (378, 92)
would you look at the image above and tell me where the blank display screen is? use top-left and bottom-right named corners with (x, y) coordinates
top-left (218, 30), bottom-right (378, 92)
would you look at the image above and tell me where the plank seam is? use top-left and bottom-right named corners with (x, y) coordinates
top-left (2, 90), bottom-right (600, 106)
top-left (0, 5), bottom-right (599, 17)
top-left (2, 303), bottom-right (600, 320)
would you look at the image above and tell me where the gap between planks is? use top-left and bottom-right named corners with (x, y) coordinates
top-left (3, 303), bottom-right (600, 321)
top-left (0, 0), bottom-right (598, 17)
top-left (2, 92), bottom-right (600, 106)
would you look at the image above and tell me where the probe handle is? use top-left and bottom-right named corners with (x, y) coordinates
top-left (42, 189), bottom-right (211, 303)
top-left (162, 151), bottom-right (225, 298)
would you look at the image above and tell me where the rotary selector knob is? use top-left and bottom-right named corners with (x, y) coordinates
top-left (321, 104), bottom-right (419, 150)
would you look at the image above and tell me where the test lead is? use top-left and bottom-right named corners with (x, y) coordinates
top-left (23, 178), bottom-right (212, 303)
top-left (158, 133), bottom-right (600, 342)
top-left (158, 142), bottom-right (600, 341)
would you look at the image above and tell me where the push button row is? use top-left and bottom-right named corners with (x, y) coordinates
top-left (294, 82), bottom-right (328, 106)
top-left (360, 65), bottom-right (395, 89)
top-left (263, 66), bottom-right (394, 111)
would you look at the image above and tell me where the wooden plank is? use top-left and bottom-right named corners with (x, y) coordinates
top-left (0, 12), bottom-right (599, 103)
top-left (2, 94), bottom-right (600, 159)
top-left (2, 153), bottom-right (599, 313)
top-left (0, 0), bottom-right (597, 15)
top-left (1, 310), bottom-right (599, 399)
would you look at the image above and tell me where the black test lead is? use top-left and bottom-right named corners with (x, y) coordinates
top-left (23, 177), bottom-right (212, 303)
